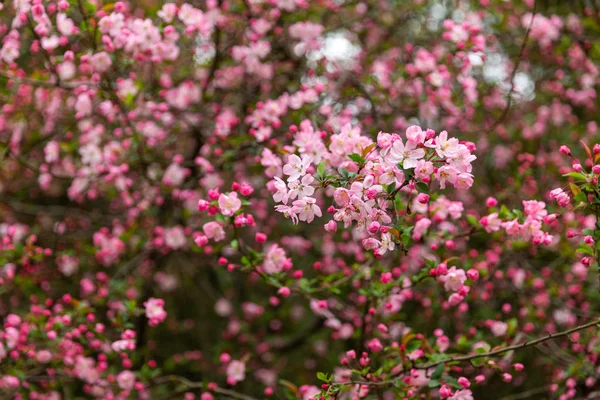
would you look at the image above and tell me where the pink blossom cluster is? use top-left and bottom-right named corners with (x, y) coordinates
top-left (268, 123), bottom-right (476, 256)
top-left (480, 200), bottom-right (555, 245)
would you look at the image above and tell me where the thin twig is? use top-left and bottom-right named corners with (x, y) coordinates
top-left (485, 0), bottom-right (537, 135)
top-left (333, 318), bottom-right (600, 387)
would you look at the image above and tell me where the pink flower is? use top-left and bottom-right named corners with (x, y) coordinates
top-left (549, 188), bottom-right (570, 207)
top-left (203, 222), bottom-right (226, 241)
top-left (436, 165), bottom-right (459, 189)
top-left (291, 197), bottom-right (322, 223)
top-left (412, 218), bottom-right (431, 240)
top-left (226, 360), bottom-right (246, 384)
top-left (282, 154), bottom-right (312, 182)
top-left (491, 321), bottom-right (508, 336)
top-left (144, 298), bottom-right (167, 326)
top-left (262, 244), bottom-right (291, 274)
top-left (272, 177), bottom-right (289, 204)
top-left (439, 267), bottom-right (466, 292)
top-left (415, 159), bottom-right (434, 180)
top-left (218, 192), bottom-right (242, 216)
top-left (90, 52), bottom-right (113, 73)
top-left (449, 389), bottom-right (474, 400)
top-left (157, 3), bottom-right (178, 22)
top-left (36, 350), bottom-right (52, 363)
top-left (117, 370), bottom-right (136, 391)
top-left (387, 139), bottom-right (426, 169)
top-left (405, 125), bottom-right (426, 144)
top-left (57, 13), bottom-right (75, 35)
top-left (427, 130), bottom-right (460, 158)
top-left (367, 338), bottom-right (383, 352)
top-left (163, 163), bottom-right (188, 186)
top-left (480, 213), bottom-right (502, 233)
top-left (287, 174), bottom-right (315, 200)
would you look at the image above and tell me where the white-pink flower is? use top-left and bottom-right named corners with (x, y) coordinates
top-left (117, 370), bottom-right (136, 391)
top-left (218, 192), bottom-right (242, 216)
top-left (427, 130), bottom-right (460, 158)
top-left (282, 154), bottom-right (311, 182)
top-left (291, 197), bottom-right (322, 223)
top-left (226, 360), bottom-right (246, 384)
top-left (387, 139), bottom-right (425, 169)
top-left (144, 298), bottom-right (167, 326)
top-left (439, 266), bottom-right (466, 292)
top-left (203, 221), bottom-right (226, 241)
top-left (263, 244), bottom-right (290, 274)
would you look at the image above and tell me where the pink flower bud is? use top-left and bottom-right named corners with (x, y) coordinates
top-left (255, 232), bottom-right (267, 243)
top-left (367, 338), bottom-right (383, 353)
top-left (277, 287), bottom-right (291, 297)
top-left (513, 363), bottom-right (524, 371)
top-left (559, 145), bottom-right (571, 155)
top-left (219, 353), bottom-right (231, 363)
top-left (368, 221), bottom-right (381, 234)
top-left (457, 377), bottom-right (470, 388)
top-left (417, 193), bottom-right (430, 204)
top-left (324, 220), bottom-right (337, 232)
top-left (380, 272), bottom-right (392, 283)
top-left (466, 269), bottom-right (479, 280)
top-left (197, 199), bottom-right (209, 211)
top-left (485, 197), bottom-right (498, 207)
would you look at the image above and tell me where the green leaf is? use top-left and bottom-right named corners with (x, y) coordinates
top-left (348, 153), bottom-right (365, 165)
top-left (466, 215), bottom-right (478, 226)
top-left (574, 192), bottom-right (587, 203)
top-left (317, 161), bottom-right (325, 177)
top-left (387, 182), bottom-right (397, 194)
top-left (416, 182), bottom-right (429, 194)
top-left (405, 340), bottom-right (421, 352)
top-left (562, 172), bottom-right (587, 181)
top-left (431, 363), bottom-right (445, 380)
top-left (576, 246), bottom-right (595, 256)
top-left (316, 372), bottom-right (329, 382)
top-left (427, 379), bottom-right (440, 388)
top-left (338, 167), bottom-right (349, 178)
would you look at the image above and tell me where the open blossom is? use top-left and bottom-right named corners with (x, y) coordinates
top-left (291, 197), bottom-right (322, 223)
top-left (218, 192), bottom-right (242, 216)
top-left (449, 389), bottom-right (474, 400)
top-left (117, 370), bottom-right (136, 391)
top-left (436, 165), bottom-right (459, 189)
top-left (226, 360), bottom-right (246, 384)
top-left (491, 321), bottom-right (508, 336)
top-left (480, 213), bottom-right (502, 232)
top-left (272, 177), bottom-right (290, 204)
top-left (262, 244), bottom-right (291, 274)
top-left (287, 174), bottom-right (315, 200)
top-left (439, 267), bottom-right (466, 292)
top-left (549, 188), bottom-right (570, 207)
top-left (203, 222), bottom-right (226, 241)
top-left (282, 154), bottom-right (312, 182)
top-left (374, 232), bottom-right (395, 256)
top-left (387, 139), bottom-right (426, 169)
top-left (144, 298), bottom-right (167, 326)
top-left (426, 130), bottom-right (460, 158)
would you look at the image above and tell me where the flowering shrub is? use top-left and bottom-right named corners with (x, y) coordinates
top-left (1, 0), bottom-right (600, 399)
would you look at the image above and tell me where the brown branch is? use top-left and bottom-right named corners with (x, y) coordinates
top-left (485, 0), bottom-right (537, 135)
top-left (333, 317), bottom-right (600, 387)
top-left (0, 71), bottom-right (97, 89)
top-left (153, 375), bottom-right (260, 400)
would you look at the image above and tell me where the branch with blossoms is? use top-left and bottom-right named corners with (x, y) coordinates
top-left (269, 123), bottom-right (476, 258)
